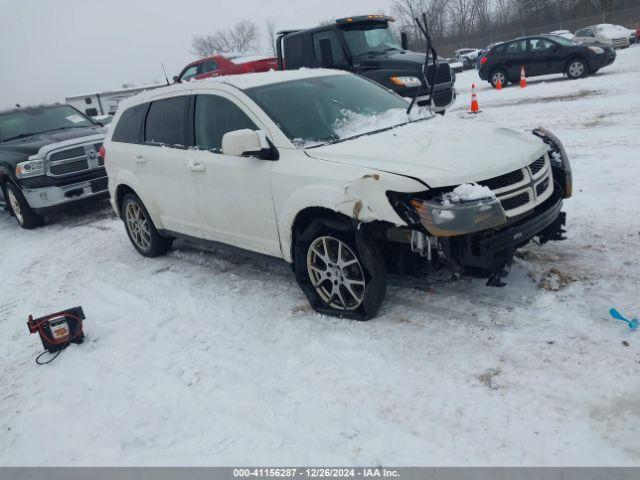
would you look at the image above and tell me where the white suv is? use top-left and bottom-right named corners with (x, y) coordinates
top-left (104, 69), bottom-right (572, 320)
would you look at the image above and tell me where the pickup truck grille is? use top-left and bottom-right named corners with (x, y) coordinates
top-left (479, 154), bottom-right (553, 217)
top-left (611, 38), bottom-right (628, 48)
top-left (46, 142), bottom-right (103, 178)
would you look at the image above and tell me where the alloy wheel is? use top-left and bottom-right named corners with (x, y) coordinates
top-left (307, 236), bottom-right (366, 311)
top-left (492, 71), bottom-right (506, 86)
top-left (569, 61), bottom-right (585, 77)
top-left (7, 188), bottom-right (24, 225)
top-left (125, 201), bottom-right (151, 251)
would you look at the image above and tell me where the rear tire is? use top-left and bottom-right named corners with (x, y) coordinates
top-left (293, 218), bottom-right (387, 320)
top-left (566, 58), bottom-right (587, 79)
top-left (5, 182), bottom-right (44, 229)
top-left (122, 193), bottom-right (173, 257)
top-left (490, 68), bottom-right (509, 89)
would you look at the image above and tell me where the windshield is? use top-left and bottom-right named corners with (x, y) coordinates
top-left (245, 74), bottom-right (424, 148)
top-left (341, 24), bottom-right (402, 56)
top-left (0, 105), bottom-right (93, 142)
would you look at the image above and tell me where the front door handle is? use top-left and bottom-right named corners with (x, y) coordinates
top-left (188, 161), bottom-right (206, 172)
top-left (135, 154), bottom-right (146, 164)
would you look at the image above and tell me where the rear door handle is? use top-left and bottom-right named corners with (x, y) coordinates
top-left (188, 161), bottom-right (206, 172)
top-left (135, 154), bottom-right (146, 164)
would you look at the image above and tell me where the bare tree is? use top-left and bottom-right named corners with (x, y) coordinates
top-left (191, 20), bottom-right (259, 57)
top-left (264, 19), bottom-right (278, 57)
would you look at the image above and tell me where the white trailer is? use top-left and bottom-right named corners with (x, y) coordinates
top-left (66, 83), bottom-right (164, 119)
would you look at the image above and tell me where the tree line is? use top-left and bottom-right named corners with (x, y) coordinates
top-left (191, 0), bottom-right (639, 58)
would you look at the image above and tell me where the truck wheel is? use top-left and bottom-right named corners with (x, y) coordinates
top-left (294, 218), bottom-right (387, 320)
top-left (122, 193), bottom-right (173, 257)
top-left (5, 182), bottom-right (44, 229)
top-left (566, 58), bottom-right (587, 79)
top-left (490, 68), bottom-right (509, 88)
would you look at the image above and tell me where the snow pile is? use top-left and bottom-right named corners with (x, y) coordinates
top-left (442, 183), bottom-right (495, 205)
top-left (333, 108), bottom-right (428, 140)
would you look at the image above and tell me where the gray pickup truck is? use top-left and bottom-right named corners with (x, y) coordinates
top-left (0, 104), bottom-right (108, 228)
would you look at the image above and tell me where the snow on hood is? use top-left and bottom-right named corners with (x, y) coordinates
top-left (595, 24), bottom-right (629, 39)
top-left (305, 117), bottom-right (548, 188)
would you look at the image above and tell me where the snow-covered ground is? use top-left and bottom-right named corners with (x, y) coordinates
top-left (1, 46), bottom-right (639, 466)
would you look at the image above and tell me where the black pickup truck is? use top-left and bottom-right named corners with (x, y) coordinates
top-left (0, 104), bottom-right (108, 228)
top-left (276, 15), bottom-right (456, 113)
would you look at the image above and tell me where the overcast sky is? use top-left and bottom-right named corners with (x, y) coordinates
top-left (0, 0), bottom-right (393, 109)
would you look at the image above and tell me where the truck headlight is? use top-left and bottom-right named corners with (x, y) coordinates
top-left (532, 127), bottom-right (573, 199)
top-left (16, 157), bottom-right (45, 178)
top-left (390, 76), bottom-right (422, 88)
top-left (588, 46), bottom-right (604, 54)
top-left (409, 197), bottom-right (507, 237)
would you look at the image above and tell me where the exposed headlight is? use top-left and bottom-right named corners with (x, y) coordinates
top-left (588, 46), bottom-right (604, 54)
top-left (390, 76), bottom-right (423, 88)
top-left (532, 127), bottom-right (573, 199)
top-left (15, 157), bottom-right (45, 178)
top-left (409, 197), bottom-right (507, 237)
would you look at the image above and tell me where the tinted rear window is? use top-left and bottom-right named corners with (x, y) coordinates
top-left (112, 104), bottom-right (147, 143)
top-left (144, 96), bottom-right (189, 146)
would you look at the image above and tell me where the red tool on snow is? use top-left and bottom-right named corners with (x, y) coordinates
top-left (27, 307), bottom-right (85, 364)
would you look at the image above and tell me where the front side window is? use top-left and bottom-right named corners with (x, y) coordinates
top-left (0, 105), bottom-right (93, 143)
top-left (312, 31), bottom-right (346, 65)
top-left (112, 104), bottom-right (147, 143)
top-left (245, 74), bottom-right (417, 147)
top-left (341, 24), bottom-right (402, 56)
top-left (144, 96), bottom-right (189, 146)
top-left (180, 65), bottom-right (199, 81)
top-left (194, 95), bottom-right (258, 152)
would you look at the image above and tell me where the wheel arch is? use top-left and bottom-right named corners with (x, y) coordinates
top-left (111, 171), bottom-right (165, 230)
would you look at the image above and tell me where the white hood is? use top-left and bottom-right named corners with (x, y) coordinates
top-left (305, 118), bottom-right (548, 188)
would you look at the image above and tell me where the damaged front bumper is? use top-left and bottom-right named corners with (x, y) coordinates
top-left (446, 195), bottom-right (565, 274)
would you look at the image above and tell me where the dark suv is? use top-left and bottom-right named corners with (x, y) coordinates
top-left (0, 104), bottom-right (107, 228)
top-left (479, 35), bottom-right (616, 88)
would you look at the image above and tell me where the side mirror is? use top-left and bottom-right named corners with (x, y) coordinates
top-left (221, 129), bottom-right (278, 160)
top-left (318, 38), bottom-right (335, 68)
top-left (173, 75), bottom-right (180, 83)
top-left (401, 32), bottom-right (409, 50)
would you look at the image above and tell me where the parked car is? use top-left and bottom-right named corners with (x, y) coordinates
top-left (444, 57), bottom-right (464, 74)
top-left (174, 54), bottom-right (277, 83)
top-left (276, 14), bottom-right (455, 113)
top-left (479, 35), bottom-right (616, 88)
top-left (549, 30), bottom-right (575, 40)
top-left (574, 24), bottom-right (630, 49)
top-left (104, 69), bottom-right (572, 320)
top-left (453, 48), bottom-right (481, 69)
top-left (0, 104), bottom-right (107, 228)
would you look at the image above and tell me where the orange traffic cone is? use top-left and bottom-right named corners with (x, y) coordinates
top-left (520, 66), bottom-right (527, 88)
top-left (469, 83), bottom-right (480, 114)
top-left (496, 78), bottom-right (503, 90)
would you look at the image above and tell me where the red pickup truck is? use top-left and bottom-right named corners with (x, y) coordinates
top-left (174, 54), bottom-right (277, 83)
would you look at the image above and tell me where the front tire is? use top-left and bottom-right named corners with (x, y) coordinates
top-left (294, 218), bottom-right (387, 320)
top-left (566, 58), bottom-right (587, 79)
top-left (122, 193), bottom-right (173, 257)
top-left (5, 182), bottom-right (44, 229)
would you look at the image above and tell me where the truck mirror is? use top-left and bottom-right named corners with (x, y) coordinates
top-left (319, 38), bottom-right (335, 68)
top-left (173, 75), bottom-right (180, 83)
top-left (401, 32), bottom-right (409, 50)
